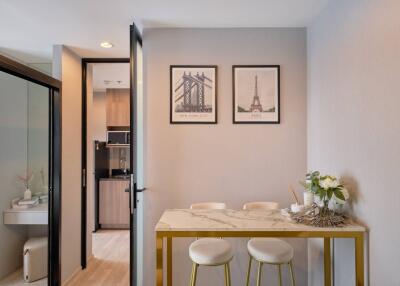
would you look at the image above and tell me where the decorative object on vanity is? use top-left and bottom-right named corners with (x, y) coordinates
top-left (233, 65), bottom-right (280, 124)
top-left (11, 197), bottom-right (39, 209)
top-left (17, 170), bottom-right (34, 200)
top-left (294, 171), bottom-right (350, 227)
top-left (170, 65), bottom-right (217, 124)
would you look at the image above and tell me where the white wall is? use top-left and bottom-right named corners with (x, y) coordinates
top-left (307, 1), bottom-right (400, 285)
top-left (0, 71), bottom-right (28, 280)
top-left (53, 45), bottom-right (82, 284)
top-left (143, 28), bottom-right (308, 286)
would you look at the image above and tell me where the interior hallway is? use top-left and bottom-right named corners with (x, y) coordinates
top-left (66, 230), bottom-right (129, 286)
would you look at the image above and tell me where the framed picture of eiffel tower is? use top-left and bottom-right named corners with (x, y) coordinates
top-left (170, 65), bottom-right (217, 124)
top-left (233, 65), bottom-right (280, 124)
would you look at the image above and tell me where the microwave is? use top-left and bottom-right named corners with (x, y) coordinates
top-left (106, 131), bottom-right (130, 146)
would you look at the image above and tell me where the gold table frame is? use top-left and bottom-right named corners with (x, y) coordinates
top-left (155, 230), bottom-right (365, 286)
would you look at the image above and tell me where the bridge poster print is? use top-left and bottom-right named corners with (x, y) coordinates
top-left (233, 65), bottom-right (280, 124)
top-left (170, 65), bottom-right (217, 124)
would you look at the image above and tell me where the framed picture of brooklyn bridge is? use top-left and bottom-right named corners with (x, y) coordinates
top-left (170, 65), bottom-right (217, 124)
top-left (233, 65), bottom-right (280, 124)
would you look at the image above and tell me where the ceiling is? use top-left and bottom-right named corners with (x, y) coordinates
top-left (92, 63), bottom-right (130, 91)
top-left (0, 0), bottom-right (330, 63)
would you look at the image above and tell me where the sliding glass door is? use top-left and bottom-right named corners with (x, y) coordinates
top-left (0, 55), bottom-right (61, 286)
top-left (129, 23), bottom-right (143, 286)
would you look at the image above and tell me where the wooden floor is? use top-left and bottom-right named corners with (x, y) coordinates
top-left (66, 230), bottom-right (129, 286)
top-left (0, 269), bottom-right (47, 286)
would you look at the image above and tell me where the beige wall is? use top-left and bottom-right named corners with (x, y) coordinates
top-left (86, 65), bottom-right (94, 261)
top-left (143, 28), bottom-right (307, 286)
top-left (307, 1), bottom-right (400, 285)
top-left (53, 45), bottom-right (82, 284)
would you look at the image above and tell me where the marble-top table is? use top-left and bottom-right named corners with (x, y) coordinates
top-left (155, 209), bottom-right (366, 286)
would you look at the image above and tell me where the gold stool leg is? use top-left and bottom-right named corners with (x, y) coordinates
top-left (256, 261), bottom-right (263, 286)
top-left (189, 262), bottom-right (194, 286)
top-left (190, 263), bottom-right (198, 286)
top-left (224, 264), bottom-right (228, 286)
top-left (224, 263), bottom-right (231, 286)
top-left (278, 264), bottom-right (283, 286)
top-left (246, 255), bottom-right (252, 286)
top-left (289, 261), bottom-right (296, 286)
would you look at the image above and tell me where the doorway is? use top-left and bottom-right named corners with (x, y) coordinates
top-left (80, 59), bottom-right (131, 286)
top-left (80, 21), bottom-right (143, 286)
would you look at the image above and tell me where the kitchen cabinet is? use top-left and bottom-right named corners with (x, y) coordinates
top-left (106, 88), bottom-right (130, 127)
top-left (99, 179), bottom-right (130, 228)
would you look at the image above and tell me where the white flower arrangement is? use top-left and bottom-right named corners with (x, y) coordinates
top-left (301, 171), bottom-right (349, 206)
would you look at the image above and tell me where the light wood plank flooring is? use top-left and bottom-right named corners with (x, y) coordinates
top-left (66, 230), bottom-right (129, 286)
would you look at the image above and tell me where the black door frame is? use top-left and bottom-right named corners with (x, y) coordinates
top-left (0, 54), bottom-right (62, 286)
top-left (129, 23), bottom-right (143, 286)
top-left (81, 58), bottom-right (130, 269)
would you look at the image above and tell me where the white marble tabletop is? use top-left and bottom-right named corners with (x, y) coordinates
top-left (155, 209), bottom-right (366, 232)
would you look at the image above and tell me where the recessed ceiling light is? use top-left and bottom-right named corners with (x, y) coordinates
top-left (100, 41), bottom-right (113, 48)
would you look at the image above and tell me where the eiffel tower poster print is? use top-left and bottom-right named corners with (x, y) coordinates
top-left (170, 65), bottom-right (217, 124)
top-left (233, 65), bottom-right (280, 123)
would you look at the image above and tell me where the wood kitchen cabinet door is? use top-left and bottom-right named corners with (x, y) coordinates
top-left (106, 88), bottom-right (130, 127)
top-left (99, 180), bottom-right (130, 227)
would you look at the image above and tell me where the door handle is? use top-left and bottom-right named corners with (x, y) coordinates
top-left (130, 174), bottom-right (135, 213)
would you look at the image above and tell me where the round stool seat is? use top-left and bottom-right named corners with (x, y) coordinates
top-left (189, 238), bottom-right (233, 266)
top-left (247, 238), bottom-right (294, 264)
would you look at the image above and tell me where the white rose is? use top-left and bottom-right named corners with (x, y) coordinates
top-left (319, 176), bottom-right (339, 189)
top-left (330, 178), bottom-right (339, 188)
top-left (319, 177), bottom-right (332, 189)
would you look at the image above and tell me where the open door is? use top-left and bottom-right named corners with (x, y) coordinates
top-left (129, 23), bottom-right (143, 286)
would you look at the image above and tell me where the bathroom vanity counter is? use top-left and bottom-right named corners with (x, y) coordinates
top-left (3, 203), bottom-right (48, 225)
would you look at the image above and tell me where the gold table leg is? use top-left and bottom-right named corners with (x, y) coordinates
top-left (154, 230), bottom-right (365, 286)
top-left (355, 234), bottom-right (364, 286)
top-left (167, 237), bottom-right (172, 286)
top-left (246, 255), bottom-right (252, 286)
top-left (156, 234), bottom-right (163, 286)
top-left (324, 238), bottom-right (331, 286)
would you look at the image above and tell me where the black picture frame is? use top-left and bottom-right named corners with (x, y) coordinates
top-left (232, 65), bottom-right (280, 124)
top-left (170, 65), bottom-right (218, 124)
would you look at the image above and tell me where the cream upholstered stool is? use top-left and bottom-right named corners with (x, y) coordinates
top-left (189, 202), bottom-right (233, 286)
top-left (243, 202), bottom-right (295, 286)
